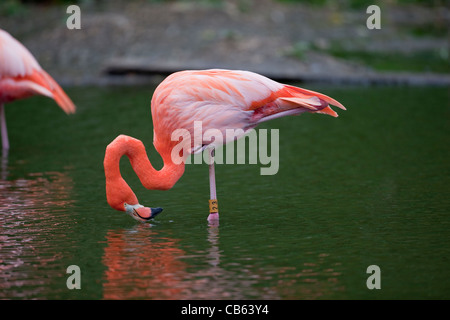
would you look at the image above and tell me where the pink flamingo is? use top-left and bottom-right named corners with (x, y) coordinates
top-left (0, 29), bottom-right (76, 151)
top-left (104, 69), bottom-right (345, 222)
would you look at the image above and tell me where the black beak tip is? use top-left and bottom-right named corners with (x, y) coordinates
top-left (150, 207), bottom-right (163, 218)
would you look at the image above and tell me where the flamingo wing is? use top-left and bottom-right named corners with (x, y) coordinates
top-left (151, 69), bottom-right (345, 153)
top-left (0, 29), bottom-right (75, 114)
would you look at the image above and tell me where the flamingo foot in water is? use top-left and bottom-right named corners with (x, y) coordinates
top-left (207, 212), bottom-right (219, 222)
top-left (124, 203), bottom-right (163, 222)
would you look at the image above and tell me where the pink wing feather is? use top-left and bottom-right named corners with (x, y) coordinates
top-left (151, 69), bottom-right (345, 154)
top-left (0, 29), bottom-right (75, 114)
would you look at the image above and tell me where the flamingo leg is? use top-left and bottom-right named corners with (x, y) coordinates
top-left (0, 103), bottom-right (9, 151)
top-left (207, 148), bottom-right (219, 221)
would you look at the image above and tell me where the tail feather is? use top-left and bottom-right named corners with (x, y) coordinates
top-left (271, 84), bottom-right (345, 118)
top-left (26, 69), bottom-right (76, 114)
top-left (50, 79), bottom-right (76, 114)
top-left (315, 106), bottom-right (339, 117)
top-left (278, 97), bottom-right (322, 110)
top-left (283, 85), bottom-right (346, 111)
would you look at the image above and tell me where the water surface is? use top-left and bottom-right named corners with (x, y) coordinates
top-left (0, 84), bottom-right (449, 299)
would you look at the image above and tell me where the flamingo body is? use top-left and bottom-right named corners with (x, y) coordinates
top-left (0, 29), bottom-right (76, 150)
top-left (104, 69), bottom-right (345, 221)
top-left (151, 69), bottom-right (343, 154)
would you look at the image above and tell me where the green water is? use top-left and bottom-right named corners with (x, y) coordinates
top-left (0, 84), bottom-right (449, 299)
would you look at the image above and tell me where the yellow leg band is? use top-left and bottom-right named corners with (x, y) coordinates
top-left (209, 199), bottom-right (218, 214)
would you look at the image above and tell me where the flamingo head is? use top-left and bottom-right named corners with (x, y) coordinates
top-left (124, 203), bottom-right (163, 222)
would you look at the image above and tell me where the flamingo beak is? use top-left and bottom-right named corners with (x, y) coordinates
top-left (150, 207), bottom-right (163, 218)
top-left (124, 203), bottom-right (163, 222)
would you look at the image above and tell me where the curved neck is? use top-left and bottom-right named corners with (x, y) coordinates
top-left (104, 134), bottom-right (185, 211)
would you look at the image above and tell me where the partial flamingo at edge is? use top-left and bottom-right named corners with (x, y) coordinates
top-left (0, 28), bottom-right (76, 152)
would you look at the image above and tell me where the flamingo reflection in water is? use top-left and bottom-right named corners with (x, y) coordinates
top-left (101, 222), bottom-right (343, 299)
top-left (0, 157), bottom-right (75, 299)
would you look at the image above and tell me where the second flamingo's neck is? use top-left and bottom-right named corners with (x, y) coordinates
top-left (104, 134), bottom-right (185, 211)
